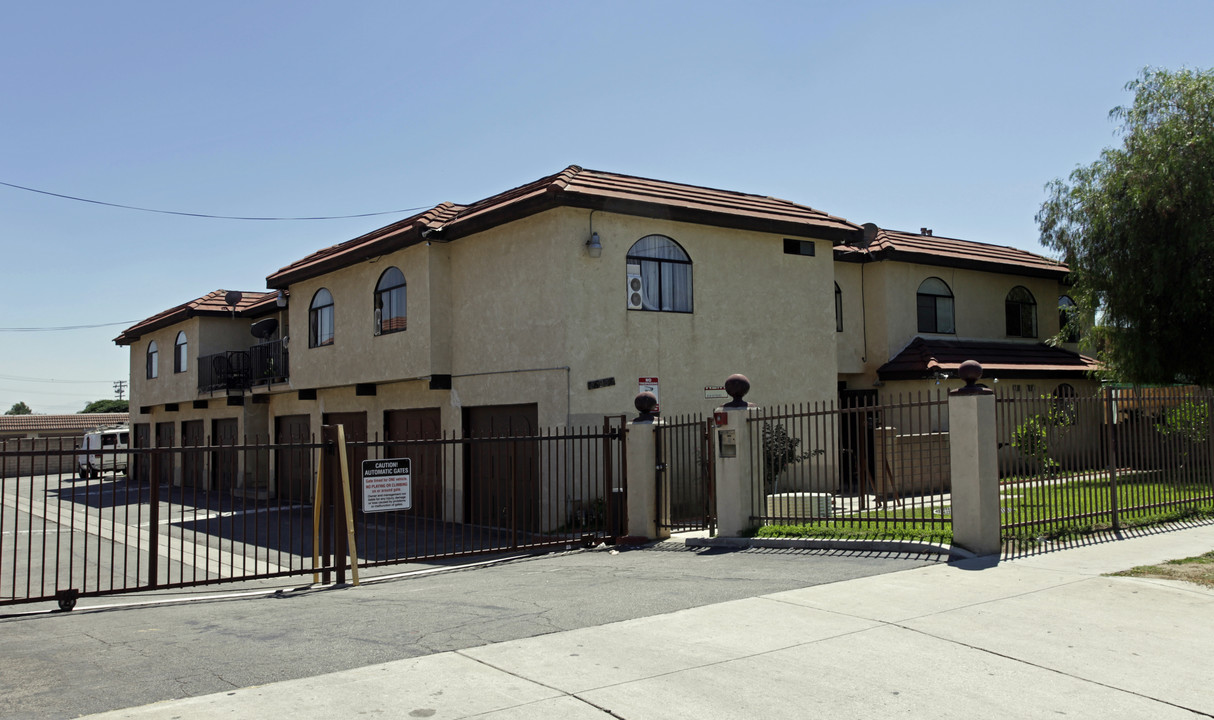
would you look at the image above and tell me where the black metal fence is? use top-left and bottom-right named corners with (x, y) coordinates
top-left (997, 386), bottom-right (1214, 542)
top-left (747, 393), bottom-right (952, 538)
top-left (0, 420), bottom-right (624, 609)
top-left (655, 415), bottom-right (714, 534)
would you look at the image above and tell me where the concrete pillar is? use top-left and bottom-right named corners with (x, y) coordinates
top-left (948, 361), bottom-right (1001, 557)
top-left (625, 419), bottom-right (665, 540)
top-left (624, 391), bottom-right (666, 540)
top-left (714, 406), bottom-right (759, 537)
top-left (714, 374), bottom-right (759, 537)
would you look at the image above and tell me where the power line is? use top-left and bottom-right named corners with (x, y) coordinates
top-left (0, 180), bottom-right (433, 221)
top-left (0, 374), bottom-right (115, 384)
top-left (0, 320), bottom-right (138, 332)
top-left (0, 385), bottom-right (100, 398)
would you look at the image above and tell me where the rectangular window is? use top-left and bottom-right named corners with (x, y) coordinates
top-left (783, 239), bottom-right (815, 256)
top-left (918, 295), bottom-right (955, 334)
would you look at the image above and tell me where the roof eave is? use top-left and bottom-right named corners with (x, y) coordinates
top-left (435, 191), bottom-right (861, 245)
top-left (878, 366), bottom-right (1095, 381)
top-left (266, 226), bottom-right (424, 289)
top-left (875, 248), bottom-right (1069, 280)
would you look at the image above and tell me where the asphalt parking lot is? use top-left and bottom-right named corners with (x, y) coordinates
top-left (1, 542), bottom-right (941, 719)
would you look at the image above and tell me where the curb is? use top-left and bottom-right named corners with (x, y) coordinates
top-left (676, 535), bottom-right (976, 560)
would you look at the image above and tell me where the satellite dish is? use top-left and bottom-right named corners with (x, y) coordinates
top-left (250, 318), bottom-right (279, 339)
top-left (224, 290), bottom-right (243, 307)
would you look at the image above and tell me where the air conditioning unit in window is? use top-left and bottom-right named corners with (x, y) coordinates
top-left (626, 264), bottom-right (643, 310)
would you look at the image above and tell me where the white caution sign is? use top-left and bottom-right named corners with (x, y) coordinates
top-left (362, 458), bottom-right (412, 513)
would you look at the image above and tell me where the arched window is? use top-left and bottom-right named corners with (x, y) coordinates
top-left (146, 341), bottom-right (159, 379)
top-left (626, 235), bottom-right (692, 313)
top-left (374, 267), bottom-right (407, 335)
top-left (835, 283), bottom-right (843, 332)
top-left (174, 331), bottom-right (188, 373)
top-left (1006, 286), bottom-right (1038, 338)
top-left (1058, 295), bottom-right (1079, 342)
top-left (916, 277), bottom-right (955, 334)
top-left (1053, 382), bottom-right (1078, 423)
top-left (309, 288), bottom-right (335, 348)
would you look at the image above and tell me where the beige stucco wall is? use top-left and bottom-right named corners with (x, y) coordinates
top-left (275, 206), bottom-right (840, 426)
top-left (127, 310), bottom-right (288, 422)
top-left (127, 318), bottom-right (200, 412)
top-left (837, 259), bottom-right (1073, 390)
top-left (834, 262), bottom-right (866, 375)
top-left (286, 241), bottom-right (434, 390)
top-left (882, 262), bottom-right (1064, 358)
top-left (557, 209), bottom-right (838, 421)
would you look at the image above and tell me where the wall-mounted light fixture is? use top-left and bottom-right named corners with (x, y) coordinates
top-left (586, 231), bottom-right (602, 258)
top-left (276, 290), bottom-right (287, 308)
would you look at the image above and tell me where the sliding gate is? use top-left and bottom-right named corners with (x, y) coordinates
top-left (1, 420), bottom-right (625, 610)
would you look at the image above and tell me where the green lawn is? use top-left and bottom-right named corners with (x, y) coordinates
top-left (753, 505), bottom-right (953, 544)
top-left (748, 470), bottom-right (1214, 547)
top-left (1001, 470), bottom-right (1214, 545)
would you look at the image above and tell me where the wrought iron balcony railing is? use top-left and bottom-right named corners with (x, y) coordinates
top-left (198, 339), bottom-right (289, 393)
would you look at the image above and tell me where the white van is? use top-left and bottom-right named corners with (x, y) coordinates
top-left (77, 426), bottom-right (129, 479)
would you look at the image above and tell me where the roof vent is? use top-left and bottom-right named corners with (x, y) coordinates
top-left (921, 228), bottom-right (933, 236)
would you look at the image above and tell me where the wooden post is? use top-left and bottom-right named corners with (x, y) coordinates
top-left (335, 425), bottom-right (360, 586)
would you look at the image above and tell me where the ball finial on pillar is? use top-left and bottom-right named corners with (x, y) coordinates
top-left (723, 374), bottom-right (751, 409)
top-left (633, 391), bottom-right (658, 422)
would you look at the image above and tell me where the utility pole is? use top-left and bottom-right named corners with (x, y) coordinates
top-left (113, 380), bottom-right (126, 401)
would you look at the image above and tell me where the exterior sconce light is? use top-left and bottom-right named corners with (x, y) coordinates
top-left (586, 231), bottom-right (602, 258)
top-left (276, 290), bottom-right (287, 308)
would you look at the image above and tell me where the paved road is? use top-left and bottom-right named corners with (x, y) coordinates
top-left (0, 542), bottom-right (941, 719)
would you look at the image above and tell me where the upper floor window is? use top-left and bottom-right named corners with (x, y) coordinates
top-left (835, 283), bottom-right (843, 332)
top-left (1058, 295), bottom-right (1079, 342)
top-left (374, 267), bottom-right (407, 335)
top-left (146, 341), bottom-right (159, 379)
top-left (626, 235), bottom-right (693, 313)
top-left (1006, 286), bottom-right (1038, 338)
top-left (309, 288), bottom-right (335, 348)
top-left (916, 277), bottom-right (955, 334)
top-left (174, 331), bottom-right (188, 373)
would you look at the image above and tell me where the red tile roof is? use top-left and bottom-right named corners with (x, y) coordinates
top-left (266, 166), bottom-right (861, 288)
top-left (0, 413), bottom-right (129, 437)
top-left (877, 337), bottom-right (1098, 381)
top-left (836, 227), bottom-right (1069, 280)
top-left (114, 290), bottom-right (277, 345)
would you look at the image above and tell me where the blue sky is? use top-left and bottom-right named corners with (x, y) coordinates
top-left (3, 0), bottom-right (1213, 413)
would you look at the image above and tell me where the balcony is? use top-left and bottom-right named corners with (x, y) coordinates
top-left (199, 339), bottom-right (289, 393)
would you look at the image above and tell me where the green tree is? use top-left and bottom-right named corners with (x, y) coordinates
top-left (1011, 399), bottom-right (1075, 475)
top-left (1155, 400), bottom-right (1209, 467)
top-left (80, 399), bottom-right (129, 413)
top-left (5, 401), bottom-right (33, 415)
top-left (1037, 67), bottom-right (1214, 384)
top-left (761, 423), bottom-right (822, 495)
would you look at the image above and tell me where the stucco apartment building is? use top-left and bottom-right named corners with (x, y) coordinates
top-left (115, 166), bottom-right (1096, 494)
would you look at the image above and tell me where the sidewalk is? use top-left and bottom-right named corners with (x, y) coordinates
top-left (84, 525), bottom-right (1214, 719)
